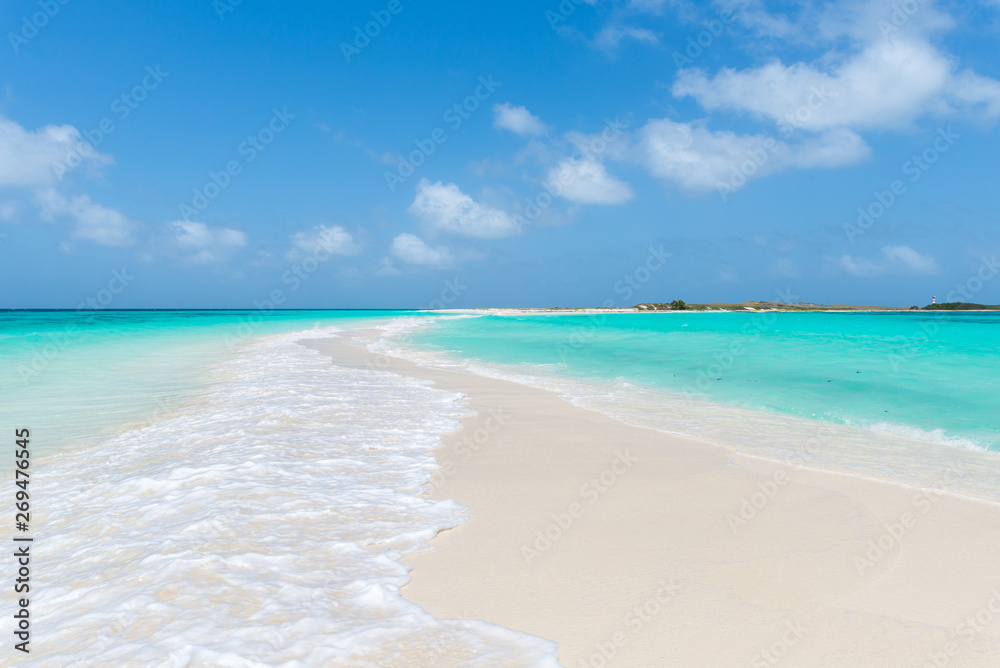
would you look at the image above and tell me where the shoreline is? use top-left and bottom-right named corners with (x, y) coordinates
top-left (311, 332), bottom-right (1000, 667)
top-left (424, 308), bottom-right (1000, 315)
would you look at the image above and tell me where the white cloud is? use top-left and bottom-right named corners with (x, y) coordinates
top-left (168, 220), bottom-right (247, 264)
top-left (783, 128), bottom-right (871, 169)
top-left (882, 244), bottom-right (939, 274)
top-left (636, 118), bottom-right (869, 191)
top-left (840, 245), bottom-right (939, 277)
top-left (565, 127), bottom-right (631, 161)
top-left (736, 0), bottom-right (956, 44)
top-left (35, 189), bottom-right (134, 247)
top-left (640, 1), bottom-right (1000, 192)
top-left (673, 39), bottom-right (1000, 131)
top-left (593, 25), bottom-right (658, 51)
top-left (639, 119), bottom-right (775, 190)
top-left (390, 233), bottom-right (453, 267)
top-left (493, 103), bottom-right (547, 136)
top-left (289, 224), bottom-right (360, 258)
top-left (839, 254), bottom-right (888, 278)
top-left (408, 179), bottom-right (522, 239)
top-left (546, 157), bottom-right (634, 204)
top-left (0, 116), bottom-right (112, 188)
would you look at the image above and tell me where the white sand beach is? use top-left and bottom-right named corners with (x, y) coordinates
top-left (312, 333), bottom-right (1000, 667)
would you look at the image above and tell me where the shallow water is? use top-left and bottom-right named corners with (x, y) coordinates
top-left (378, 312), bottom-right (1000, 503)
top-left (0, 312), bottom-right (559, 666)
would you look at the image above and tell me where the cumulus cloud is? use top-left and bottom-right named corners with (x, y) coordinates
top-left (882, 245), bottom-right (940, 274)
top-left (0, 115), bottom-right (112, 188)
top-left (408, 179), bottom-right (522, 239)
top-left (673, 39), bottom-right (1000, 131)
top-left (840, 245), bottom-right (939, 277)
top-left (493, 103), bottom-right (547, 136)
top-left (783, 128), bottom-right (871, 169)
top-left (35, 189), bottom-right (135, 247)
top-left (390, 233), bottom-right (453, 267)
top-left (611, 0), bottom-right (1000, 194)
top-left (636, 118), bottom-right (870, 192)
top-left (289, 224), bottom-right (361, 258)
top-left (638, 119), bottom-right (779, 191)
top-left (167, 220), bottom-right (247, 264)
top-left (546, 157), bottom-right (634, 204)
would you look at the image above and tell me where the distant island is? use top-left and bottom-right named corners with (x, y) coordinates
top-left (632, 300), bottom-right (1000, 312)
top-left (457, 301), bottom-right (1000, 314)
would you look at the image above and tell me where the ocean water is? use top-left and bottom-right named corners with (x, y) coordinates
top-left (377, 311), bottom-right (1000, 502)
top-left (0, 310), bottom-right (414, 458)
top-left (0, 311), bottom-right (559, 666)
top-left (5, 309), bottom-right (1000, 664)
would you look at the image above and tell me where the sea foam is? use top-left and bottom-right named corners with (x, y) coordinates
top-left (371, 316), bottom-right (1000, 506)
top-left (12, 328), bottom-right (558, 666)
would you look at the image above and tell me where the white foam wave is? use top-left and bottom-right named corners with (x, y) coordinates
top-left (370, 329), bottom-right (1000, 505)
top-left (845, 419), bottom-right (991, 453)
top-left (14, 328), bottom-right (559, 666)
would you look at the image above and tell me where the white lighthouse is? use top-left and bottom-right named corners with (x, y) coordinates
top-left (932, 296), bottom-right (936, 304)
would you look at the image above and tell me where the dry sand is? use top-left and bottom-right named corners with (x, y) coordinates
top-left (310, 334), bottom-right (1000, 667)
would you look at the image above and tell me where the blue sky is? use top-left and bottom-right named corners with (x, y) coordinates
top-left (2, 0), bottom-right (999, 308)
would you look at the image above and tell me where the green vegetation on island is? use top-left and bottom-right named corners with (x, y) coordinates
top-left (923, 302), bottom-right (1000, 311)
top-left (632, 301), bottom-right (915, 312)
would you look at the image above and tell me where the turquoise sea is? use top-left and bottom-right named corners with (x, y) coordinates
top-left (2, 309), bottom-right (998, 664)
top-left (0, 309), bottom-right (560, 665)
top-left (402, 311), bottom-right (1000, 452)
top-left (0, 309), bottom-right (413, 457)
